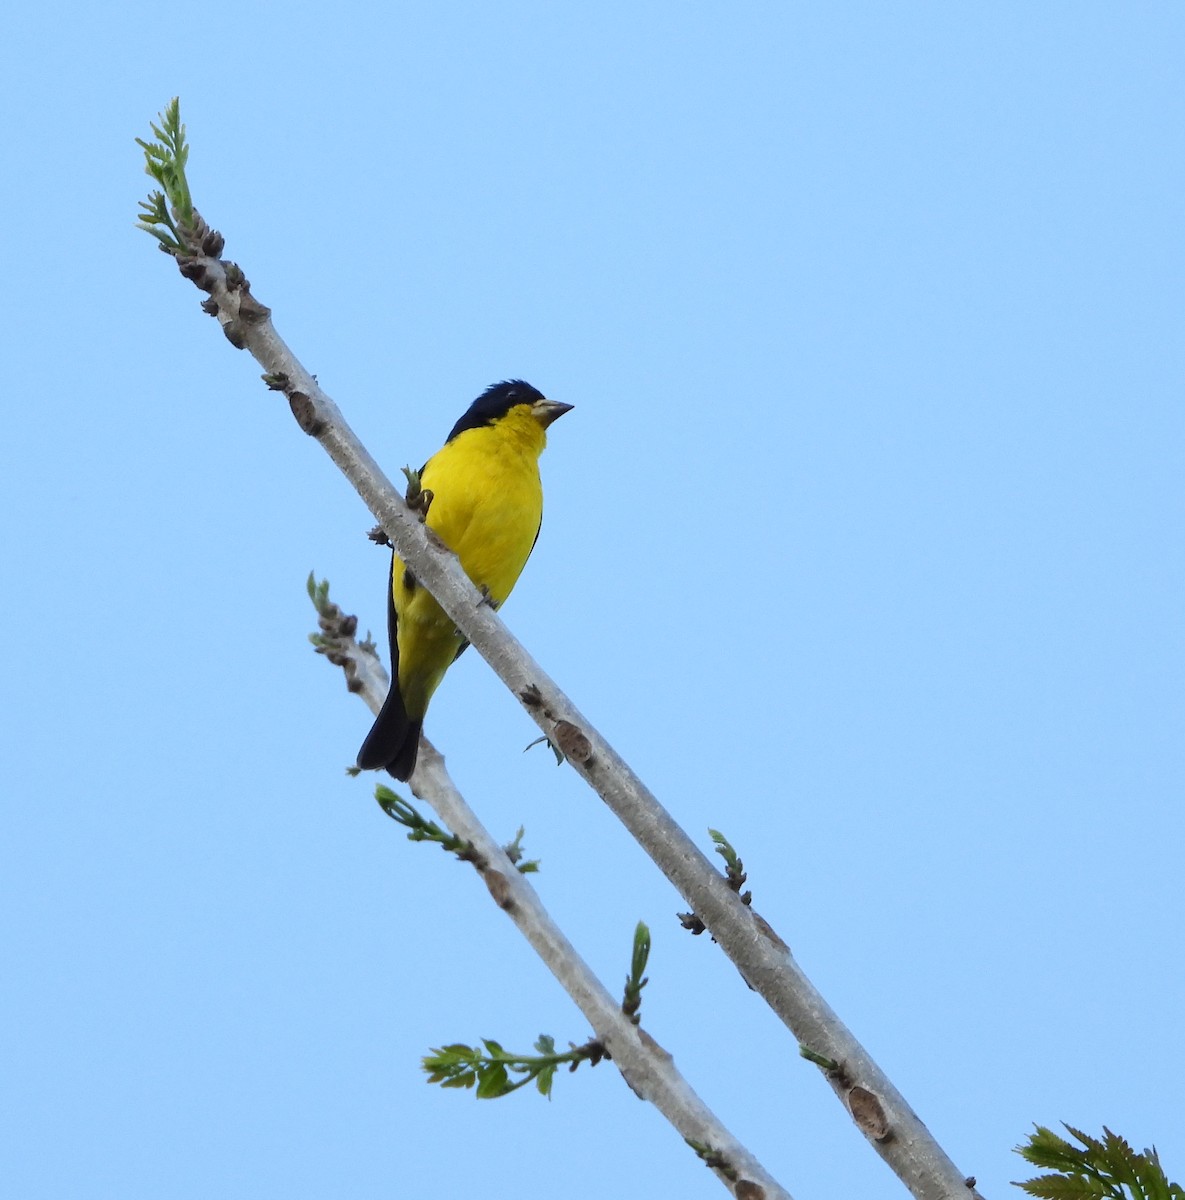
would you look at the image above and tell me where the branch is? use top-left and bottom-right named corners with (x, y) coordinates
top-left (142, 101), bottom-right (982, 1200)
top-left (311, 579), bottom-right (793, 1198)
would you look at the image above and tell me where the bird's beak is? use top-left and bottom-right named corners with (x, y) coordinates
top-left (532, 398), bottom-right (575, 429)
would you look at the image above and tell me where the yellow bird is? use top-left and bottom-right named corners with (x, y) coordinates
top-left (357, 380), bottom-right (573, 781)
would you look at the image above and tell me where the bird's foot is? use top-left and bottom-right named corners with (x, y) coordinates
top-left (401, 466), bottom-right (434, 520)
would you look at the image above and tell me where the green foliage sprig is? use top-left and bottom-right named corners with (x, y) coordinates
top-left (1014, 1125), bottom-right (1183, 1199)
top-left (375, 785), bottom-right (540, 874)
top-left (424, 923), bottom-right (651, 1100)
top-left (305, 572), bottom-right (377, 682)
top-left (678, 829), bottom-right (752, 935)
top-left (502, 826), bottom-right (538, 873)
top-left (136, 98), bottom-right (195, 253)
top-left (422, 1035), bottom-right (607, 1100)
top-left (137, 97), bottom-right (231, 276)
top-left (376, 785), bottom-right (479, 861)
top-left (707, 829), bottom-right (751, 900)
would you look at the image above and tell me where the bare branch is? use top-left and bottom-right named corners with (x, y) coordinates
top-left (317, 602), bottom-right (794, 1200)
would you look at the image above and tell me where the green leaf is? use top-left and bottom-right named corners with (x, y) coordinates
top-left (476, 1063), bottom-right (509, 1099)
top-left (535, 1062), bottom-right (557, 1098)
top-left (1103, 1140), bottom-right (1143, 1192)
top-left (1063, 1125), bottom-right (1109, 1169)
top-left (632, 921), bottom-right (652, 976)
top-left (1020, 1126), bottom-right (1087, 1172)
top-left (1135, 1146), bottom-right (1176, 1200)
top-left (441, 1071), bottom-right (476, 1090)
top-left (1014, 1174), bottom-right (1108, 1199)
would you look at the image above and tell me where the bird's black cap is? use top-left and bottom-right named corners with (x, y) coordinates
top-left (446, 380), bottom-right (546, 442)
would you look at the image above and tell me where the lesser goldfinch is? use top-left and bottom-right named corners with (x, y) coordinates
top-left (357, 380), bottom-right (573, 781)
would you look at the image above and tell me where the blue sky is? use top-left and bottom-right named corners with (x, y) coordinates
top-left (2, 4), bottom-right (1182, 1197)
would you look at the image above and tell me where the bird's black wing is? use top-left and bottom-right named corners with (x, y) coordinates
top-left (356, 552), bottom-right (418, 775)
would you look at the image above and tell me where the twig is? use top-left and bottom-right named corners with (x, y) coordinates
top-left (318, 591), bottom-right (794, 1198)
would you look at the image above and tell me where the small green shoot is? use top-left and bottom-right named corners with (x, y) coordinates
top-left (679, 829), bottom-right (753, 934)
top-left (375, 786), bottom-right (538, 875)
top-left (707, 829), bottom-right (751, 902)
top-left (375, 786), bottom-right (481, 865)
top-left (307, 571), bottom-right (331, 612)
top-left (136, 98), bottom-right (194, 252)
top-left (503, 826), bottom-right (540, 874)
top-left (523, 733), bottom-right (565, 766)
top-left (621, 922), bottom-right (650, 1024)
top-left (306, 572), bottom-right (368, 658)
top-left (799, 1045), bottom-right (840, 1072)
top-left (685, 1140), bottom-right (739, 1182)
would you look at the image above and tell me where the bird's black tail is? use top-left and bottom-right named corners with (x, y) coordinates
top-left (357, 686), bottom-right (423, 782)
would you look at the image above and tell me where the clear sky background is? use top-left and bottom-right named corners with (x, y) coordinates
top-left (2, 4), bottom-right (1182, 1198)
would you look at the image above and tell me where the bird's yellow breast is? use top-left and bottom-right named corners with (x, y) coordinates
top-left (421, 408), bottom-right (545, 600)
top-left (390, 406), bottom-right (548, 714)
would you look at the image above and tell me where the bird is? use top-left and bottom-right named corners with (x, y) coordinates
top-left (357, 380), bottom-right (573, 781)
